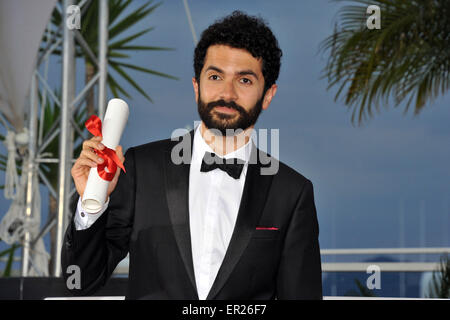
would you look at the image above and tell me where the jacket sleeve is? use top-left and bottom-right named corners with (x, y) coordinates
top-left (61, 147), bottom-right (136, 296)
top-left (276, 179), bottom-right (323, 299)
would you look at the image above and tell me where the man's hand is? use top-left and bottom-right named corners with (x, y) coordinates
top-left (71, 136), bottom-right (124, 199)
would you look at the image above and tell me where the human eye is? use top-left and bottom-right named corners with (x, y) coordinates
top-left (208, 74), bottom-right (221, 81)
top-left (239, 77), bottom-right (252, 85)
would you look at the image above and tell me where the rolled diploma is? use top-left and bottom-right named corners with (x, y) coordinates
top-left (81, 99), bottom-right (129, 213)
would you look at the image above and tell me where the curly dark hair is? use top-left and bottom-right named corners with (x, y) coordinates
top-left (194, 11), bottom-right (282, 93)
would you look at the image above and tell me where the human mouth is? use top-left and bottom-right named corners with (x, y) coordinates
top-left (214, 106), bottom-right (237, 114)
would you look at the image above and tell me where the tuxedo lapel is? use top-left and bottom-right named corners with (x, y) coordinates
top-left (164, 129), bottom-right (274, 300)
top-left (206, 144), bottom-right (274, 300)
top-left (163, 130), bottom-right (198, 298)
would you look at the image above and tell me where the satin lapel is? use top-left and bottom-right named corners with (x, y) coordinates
top-left (206, 144), bottom-right (274, 300)
top-left (163, 130), bottom-right (198, 298)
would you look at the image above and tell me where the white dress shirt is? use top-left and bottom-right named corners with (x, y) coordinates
top-left (188, 125), bottom-right (252, 299)
top-left (74, 124), bottom-right (253, 300)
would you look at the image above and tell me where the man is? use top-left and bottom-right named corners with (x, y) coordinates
top-left (63, 11), bottom-right (322, 300)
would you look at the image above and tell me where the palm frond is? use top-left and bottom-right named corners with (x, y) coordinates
top-left (113, 61), bottom-right (179, 80)
top-left (1, 244), bottom-right (20, 277)
top-left (114, 45), bottom-right (175, 52)
top-left (109, 0), bottom-right (133, 26)
top-left (109, 1), bottom-right (161, 40)
top-left (110, 62), bottom-right (153, 102)
top-left (427, 254), bottom-right (450, 298)
top-left (43, 0), bottom-right (176, 105)
top-left (320, 0), bottom-right (450, 125)
top-left (109, 27), bottom-right (155, 49)
top-left (108, 74), bottom-right (132, 100)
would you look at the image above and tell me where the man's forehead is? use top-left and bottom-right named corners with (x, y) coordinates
top-left (203, 44), bottom-right (263, 73)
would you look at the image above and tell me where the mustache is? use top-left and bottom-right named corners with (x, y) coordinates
top-left (206, 99), bottom-right (246, 114)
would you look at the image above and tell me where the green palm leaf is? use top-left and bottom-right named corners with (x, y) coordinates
top-left (112, 61), bottom-right (179, 80)
top-left (320, 0), bottom-right (450, 125)
top-left (116, 45), bottom-right (174, 51)
top-left (109, 0), bottom-right (133, 26)
top-left (43, 0), bottom-right (177, 104)
top-left (109, 27), bottom-right (155, 49)
top-left (108, 74), bottom-right (132, 99)
top-left (110, 62), bottom-right (153, 102)
top-left (109, 1), bottom-right (161, 40)
top-left (0, 244), bottom-right (20, 277)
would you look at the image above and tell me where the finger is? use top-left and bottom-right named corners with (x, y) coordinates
top-left (82, 139), bottom-right (104, 151)
top-left (79, 158), bottom-right (98, 168)
top-left (81, 149), bottom-right (104, 164)
top-left (82, 137), bottom-right (105, 151)
top-left (73, 158), bottom-right (98, 170)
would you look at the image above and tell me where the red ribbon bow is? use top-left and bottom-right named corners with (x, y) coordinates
top-left (85, 115), bottom-right (126, 181)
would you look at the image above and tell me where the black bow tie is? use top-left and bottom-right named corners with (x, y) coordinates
top-left (200, 151), bottom-right (245, 179)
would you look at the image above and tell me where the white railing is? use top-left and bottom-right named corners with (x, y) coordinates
top-left (3, 247), bottom-right (449, 274)
top-left (321, 247), bottom-right (450, 272)
top-left (321, 247), bottom-right (450, 255)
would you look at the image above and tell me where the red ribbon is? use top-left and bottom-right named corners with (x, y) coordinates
top-left (85, 115), bottom-right (126, 181)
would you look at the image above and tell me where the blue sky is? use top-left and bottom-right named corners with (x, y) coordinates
top-left (1, 0), bottom-right (449, 262)
top-left (113, 0), bottom-right (450, 251)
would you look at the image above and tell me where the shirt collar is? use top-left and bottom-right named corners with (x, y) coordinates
top-left (193, 123), bottom-right (253, 163)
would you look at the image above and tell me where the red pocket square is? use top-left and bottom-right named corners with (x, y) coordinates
top-left (255, 227), bottom-right (279, 230)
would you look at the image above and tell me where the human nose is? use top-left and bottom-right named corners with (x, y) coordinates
top-left (219, 79), bottom-right (238, 101)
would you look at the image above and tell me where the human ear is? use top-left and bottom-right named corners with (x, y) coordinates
top-left (192, 77), bottom-right (199, 103)
top-left (262, 84), bottom-right (278, 110)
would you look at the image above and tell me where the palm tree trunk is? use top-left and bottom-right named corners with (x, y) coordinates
top-left (48, 194), bottom-right (57, 273)
top-left (85, 60), bottom-right (96, 116)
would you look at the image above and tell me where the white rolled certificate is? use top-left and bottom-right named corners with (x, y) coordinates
top-left (81, 98), bottom-right (129, 213)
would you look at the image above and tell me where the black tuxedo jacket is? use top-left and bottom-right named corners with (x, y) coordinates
top-left (61, 130), bottom-right (322, 299)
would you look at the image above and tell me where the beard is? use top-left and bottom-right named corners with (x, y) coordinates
top-left (197, 86), bottom-right (264, 136)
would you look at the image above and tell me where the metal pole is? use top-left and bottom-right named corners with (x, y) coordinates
top-left (21, 74), bottom-right (39, 277)
top-left (53, 0), bottom-right (75, 277)
top-left (182, 0), bottom-right (197, 45)
top-left (98, 0), bottom-right (108, 119)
